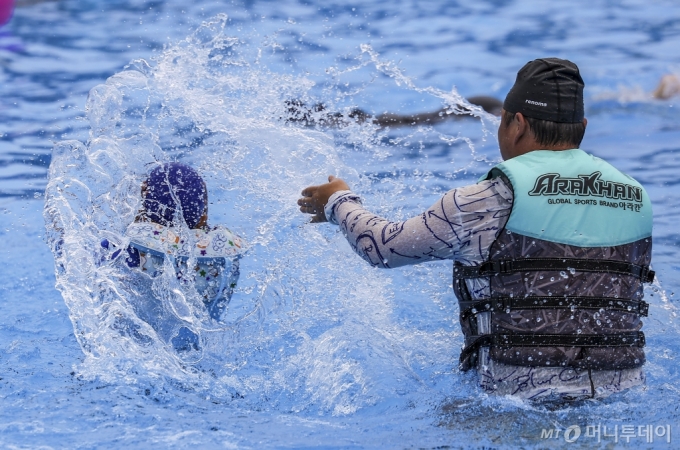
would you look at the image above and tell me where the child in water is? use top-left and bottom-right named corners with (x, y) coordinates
top-left (102, 162), bottom-right (245, 355)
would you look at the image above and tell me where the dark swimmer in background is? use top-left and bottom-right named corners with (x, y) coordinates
top-left (284, 95), bottom-right (503, 129)
top-left (286, 72), bottom-right (680, 130)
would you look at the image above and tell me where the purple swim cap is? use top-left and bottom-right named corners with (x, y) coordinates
top-left (143, 162), bottom-right (207, 229)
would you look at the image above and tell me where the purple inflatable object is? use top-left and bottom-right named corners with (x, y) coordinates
top-left (0, 0), bottom-right (14, 26)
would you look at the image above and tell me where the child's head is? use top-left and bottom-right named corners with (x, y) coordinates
top-left (141, 162), bottom-right (208, 229)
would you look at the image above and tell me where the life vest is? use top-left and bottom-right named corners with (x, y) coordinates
top-left (123, 222), bottom-right (246, 321)
top-left (454, 149), bottom-right (654, 371)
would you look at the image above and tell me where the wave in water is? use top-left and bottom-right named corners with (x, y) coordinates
top-left (42, 15), bottom-right (494, 416)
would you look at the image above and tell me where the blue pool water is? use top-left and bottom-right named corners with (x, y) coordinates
top-left (1, 1), bottom-right (680, 448)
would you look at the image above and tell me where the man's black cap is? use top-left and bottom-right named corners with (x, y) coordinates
top-left (503, 58), bottom-right (584, 123)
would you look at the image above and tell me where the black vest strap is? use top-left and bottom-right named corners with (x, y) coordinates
top-left (459, 296), bottom-right (649, 322)
top-left (453, 258), bottom-right (655, 283)
top-left (459, 331), bottom-right (645, 369)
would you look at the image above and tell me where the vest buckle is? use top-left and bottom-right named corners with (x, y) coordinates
top-left (640, 267), bottom-right (656, 283)
top-left (490, 260), bottom-right (513, 275)
top-left (495, 298), bottom-right (509, 310)
top-left (639, 301), bottom-right (649, 316)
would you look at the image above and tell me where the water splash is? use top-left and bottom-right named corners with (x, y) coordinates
top-left (43, 15), bottom-right (497, 415)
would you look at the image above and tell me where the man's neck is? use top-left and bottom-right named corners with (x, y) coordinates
top-left (512, 142), bottom-right (577, 159)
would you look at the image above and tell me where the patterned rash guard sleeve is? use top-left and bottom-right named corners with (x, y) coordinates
top-left (324, 179), bottom-right (514, 269)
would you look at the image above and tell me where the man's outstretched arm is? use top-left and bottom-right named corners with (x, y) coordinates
top-left (298, 176), bottom-right (513, 268)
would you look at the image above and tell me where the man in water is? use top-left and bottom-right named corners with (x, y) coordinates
top-left (297, 58), bottom-right (654, 401)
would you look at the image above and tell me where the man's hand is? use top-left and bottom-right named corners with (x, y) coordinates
top-left (298, 175), bottom-right (350, 223)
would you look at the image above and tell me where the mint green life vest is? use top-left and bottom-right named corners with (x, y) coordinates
top-left (488, 149), bottom-right (652, 247)
top-left (455, 149), bottom-right (654, 371)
